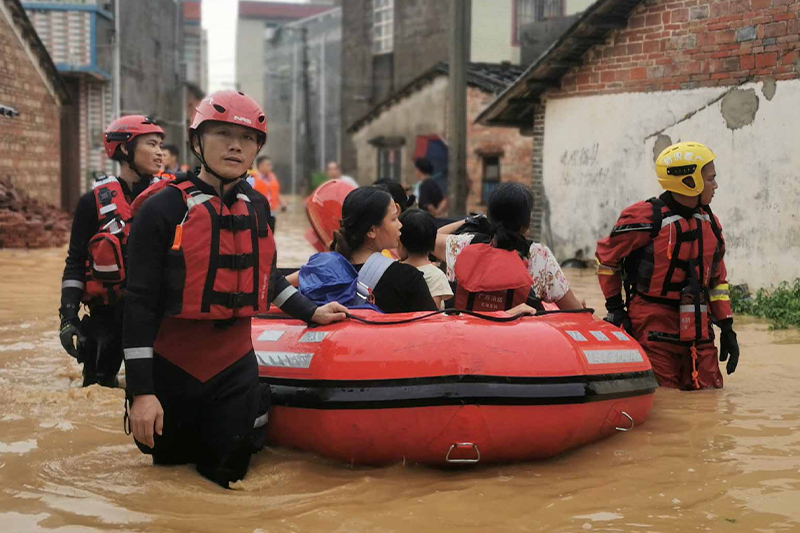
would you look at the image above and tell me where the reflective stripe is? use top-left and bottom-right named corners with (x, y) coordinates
top-left (93, 263), bottom-right (120, 273)
top-left (661, 214), bottom-right (683, 229)
top-left (590, 331), bottom-right (610, 341)
top-left (237, 193), bottom-right (251, 203)
top-left (92, 176), bottom-right (118, 189)
top-left (256, 330), bottom-right (285, 342)
top-left (566, 331), bottom-right (587, 342)
top-left (99, 203), bottom-right (117, 215)
top-left (583, 349), bottom-right (644, 364)
top-left (124, 347), bottom-right (153, 360)
top-left (272, 285), bottom-right (297, 307)
top-left (680, 305), bottom-right (708, 313)
top-left (597, 265), bottom-right (616, 276)
top-left (694, 213), bottom-right (711, 222)
top-left (256, 351), bottom-right (313, 368)
top-left (611, 331), bottom-right (630, 341)
top-left (709, 284), bottom-right (730, 302)
top-left (186, 194), bottom-right (214, 210)
top-left (61, 280), bottom-right (85, 290)
top-left (299, 331), bottom-right (328, 343)
top-left (253, 413), bottom-right (268, 428)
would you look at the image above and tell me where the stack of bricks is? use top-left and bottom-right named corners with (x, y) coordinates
top-left (553, 0), bottom-right (800, 97)
top-left (0, 178), bottom-right (71, 249)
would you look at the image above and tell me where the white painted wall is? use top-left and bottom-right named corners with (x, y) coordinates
top-left (543, 80), bottom-right (800, 289)
top-left (352, 76), bottom-right (448, 185)
top-left (470, 0), bottom-right (520, 65)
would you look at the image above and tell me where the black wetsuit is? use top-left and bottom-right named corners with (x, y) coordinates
top-left (60, 178), bottom-right (148, 386)
top-left (123, 173), bottom-right (317, 488)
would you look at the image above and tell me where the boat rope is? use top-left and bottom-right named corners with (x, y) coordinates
top-left (344, 307), bottom-right (595, 326)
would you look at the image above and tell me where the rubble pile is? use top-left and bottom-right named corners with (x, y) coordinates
top-left (0, 178), bottom-right (71, 249)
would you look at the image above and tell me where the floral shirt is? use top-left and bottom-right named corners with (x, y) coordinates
top-left (445, 234), bottom-right (570, 303)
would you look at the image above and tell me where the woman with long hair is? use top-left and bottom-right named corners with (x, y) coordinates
top-left (434, 182), bottom-right (584, 311)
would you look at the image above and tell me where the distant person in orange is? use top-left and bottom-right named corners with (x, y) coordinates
top-left (247, 156), bottom-right (285, 230)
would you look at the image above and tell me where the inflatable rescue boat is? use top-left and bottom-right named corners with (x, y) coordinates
top-left (254, 308), bottom-right (658, 465)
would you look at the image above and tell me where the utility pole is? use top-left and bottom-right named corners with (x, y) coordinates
top-left (448, 0), bottom-right (470, 217)
top-left (112, 0), bottom-right (121, 174)
top-left (301, 27), bottom-right (317, 196)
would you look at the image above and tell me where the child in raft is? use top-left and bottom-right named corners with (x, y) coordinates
top-left (397, 209), bottom-right (454, 309)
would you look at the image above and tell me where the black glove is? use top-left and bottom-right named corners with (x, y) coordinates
top-left (603, 295), bottom-right (632, 333)
top-left (59, 305), bottom-right (85, 359)
top-left (718, 319), bottom-right (739, 375)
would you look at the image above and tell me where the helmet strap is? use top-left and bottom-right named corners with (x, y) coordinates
top-left (122, 141), bottom-right (152, 183)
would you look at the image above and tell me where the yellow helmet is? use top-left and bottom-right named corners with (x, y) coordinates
top-left (655, 142), bottom-right (715, 197)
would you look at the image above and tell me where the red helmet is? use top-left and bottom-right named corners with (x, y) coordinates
top-left (305, 179), bottom-right (358, 251)
top-left (189, 90), bottom-right (267, 142)
top-left (104, 115), bottom-right (164, 159)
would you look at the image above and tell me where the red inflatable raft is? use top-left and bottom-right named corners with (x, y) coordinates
top-left (254, 309), bottom-right (657, 465)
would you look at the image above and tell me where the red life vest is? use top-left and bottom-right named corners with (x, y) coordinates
top-left (130, 176), bottom-right (172, 217)
top-left (454, 243), bottom-right (532, 312)
top-left (163, 179), bottom-right (275, 320)
top-left (628, 198), bottom-right (723, 306)
top-left (81, 176), bottom-right (133, 306)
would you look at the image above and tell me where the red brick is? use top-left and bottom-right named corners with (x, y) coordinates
top-left (646, 13), bottom-right (663, 26)
top-left (711, 72), bottom-right (732, 79)
top-left (629, 15), bottom-right (646, 28)
top-left (616, 69), bottom-right (631, 81)
top-left (643, 39), bottom-right (663, 53)
top-left (715, 29), bottom-right (737, 43)
top-left (764, 21), bottom-right (788, 37)
top-left (662, 11), bottom-right (672, 24)
top-left (673, 8), bottom-right (690, 22)
top-left (772, 12), bottom-right (794, 20)
top-left (751, 0), bottom-right (772, 9)
top-left (630, 67), bottom-right (648, 80)
top-left (628, 42), bottom-right (643, 55)
top-left (773, 0), bottom-right (794, 6)
top-left (600, 70), bottom-right (615, 83)
top-left (755, 51), bottom-right (778, 67)
top-left (780, 49), bottom-right (799, 65)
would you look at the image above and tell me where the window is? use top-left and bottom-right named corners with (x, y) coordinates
top-left (373, 0), bottom-right (394, 55)
top-left (514, 0), bottom-right (565, 44)
top-left (481, 156), bottom-right (501, 205)
top-left (378, 146), bottom-right (402, 181)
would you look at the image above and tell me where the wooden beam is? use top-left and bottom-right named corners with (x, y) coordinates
top-left (589, 15), bottom-right (629, 30)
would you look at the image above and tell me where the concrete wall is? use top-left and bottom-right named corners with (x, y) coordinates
top-left (119, 0), bottom-right (185, 162)
top-left (352, 78), bottom-right (532, 214)
top-left (471, 0), bottom-right (519, 64)
top-left (340, 0), bottom-right (449, 175)
top-left (351, 76), bottom-right (448, 186)
top-left (237, 18), bottom-right (265, 111)
top-left (542, 80), bottom-right (800, 288)
top-left (0, 3), bottom-right (61, 206)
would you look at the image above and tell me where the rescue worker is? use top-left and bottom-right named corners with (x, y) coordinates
top-left (59, 116), bottom-right (165, 387)
top-left (596, 141), bottom-right (740, 390)
top-left (123, 90), bottom-right (347, 488)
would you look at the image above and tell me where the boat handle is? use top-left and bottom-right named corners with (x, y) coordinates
top-left (615, 411), bottom-right (634, 432)
top-left (446, 442), bottom-right (481, 463)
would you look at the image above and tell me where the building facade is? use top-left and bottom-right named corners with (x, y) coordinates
top-left (340, 0), bottom-right (539, 177)
top-left (23, 0), bottom-right (113, 206)
top-left (349, 62), bottom-right (530, 213)
top-left (182, 0), bottom-right (207, 93)
top-left (24, 0), bottom-right (186, 201)
top-left (261, 7), bottom-right (341, 196)
top-left (0, 0), bottom-right (69, 207)
top-left (478, 0), bottom-right (800, 288)
top-left (235, 0), bottom-right (334, 114)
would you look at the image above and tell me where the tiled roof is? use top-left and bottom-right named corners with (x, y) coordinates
top-left (182, 0), bottom-right (201, 22)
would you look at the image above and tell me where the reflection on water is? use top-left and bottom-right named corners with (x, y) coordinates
top-left (0, 196), bottom-right (799, 532)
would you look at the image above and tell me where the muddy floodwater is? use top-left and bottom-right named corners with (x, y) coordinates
top-left (1, 198), bottom-right (799, 533)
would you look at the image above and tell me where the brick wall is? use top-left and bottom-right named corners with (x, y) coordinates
top-left (529, 101), bottom-right (546, 242)
top-left (0, 8), bottom-right (61, 206)
top-left (463, 87), bottom-right (533, 213)
top-left (551, 0), bottom-right (800, 97)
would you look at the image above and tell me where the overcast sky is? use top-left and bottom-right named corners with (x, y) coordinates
top-left (202, 0), bottom-right (306, 92)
